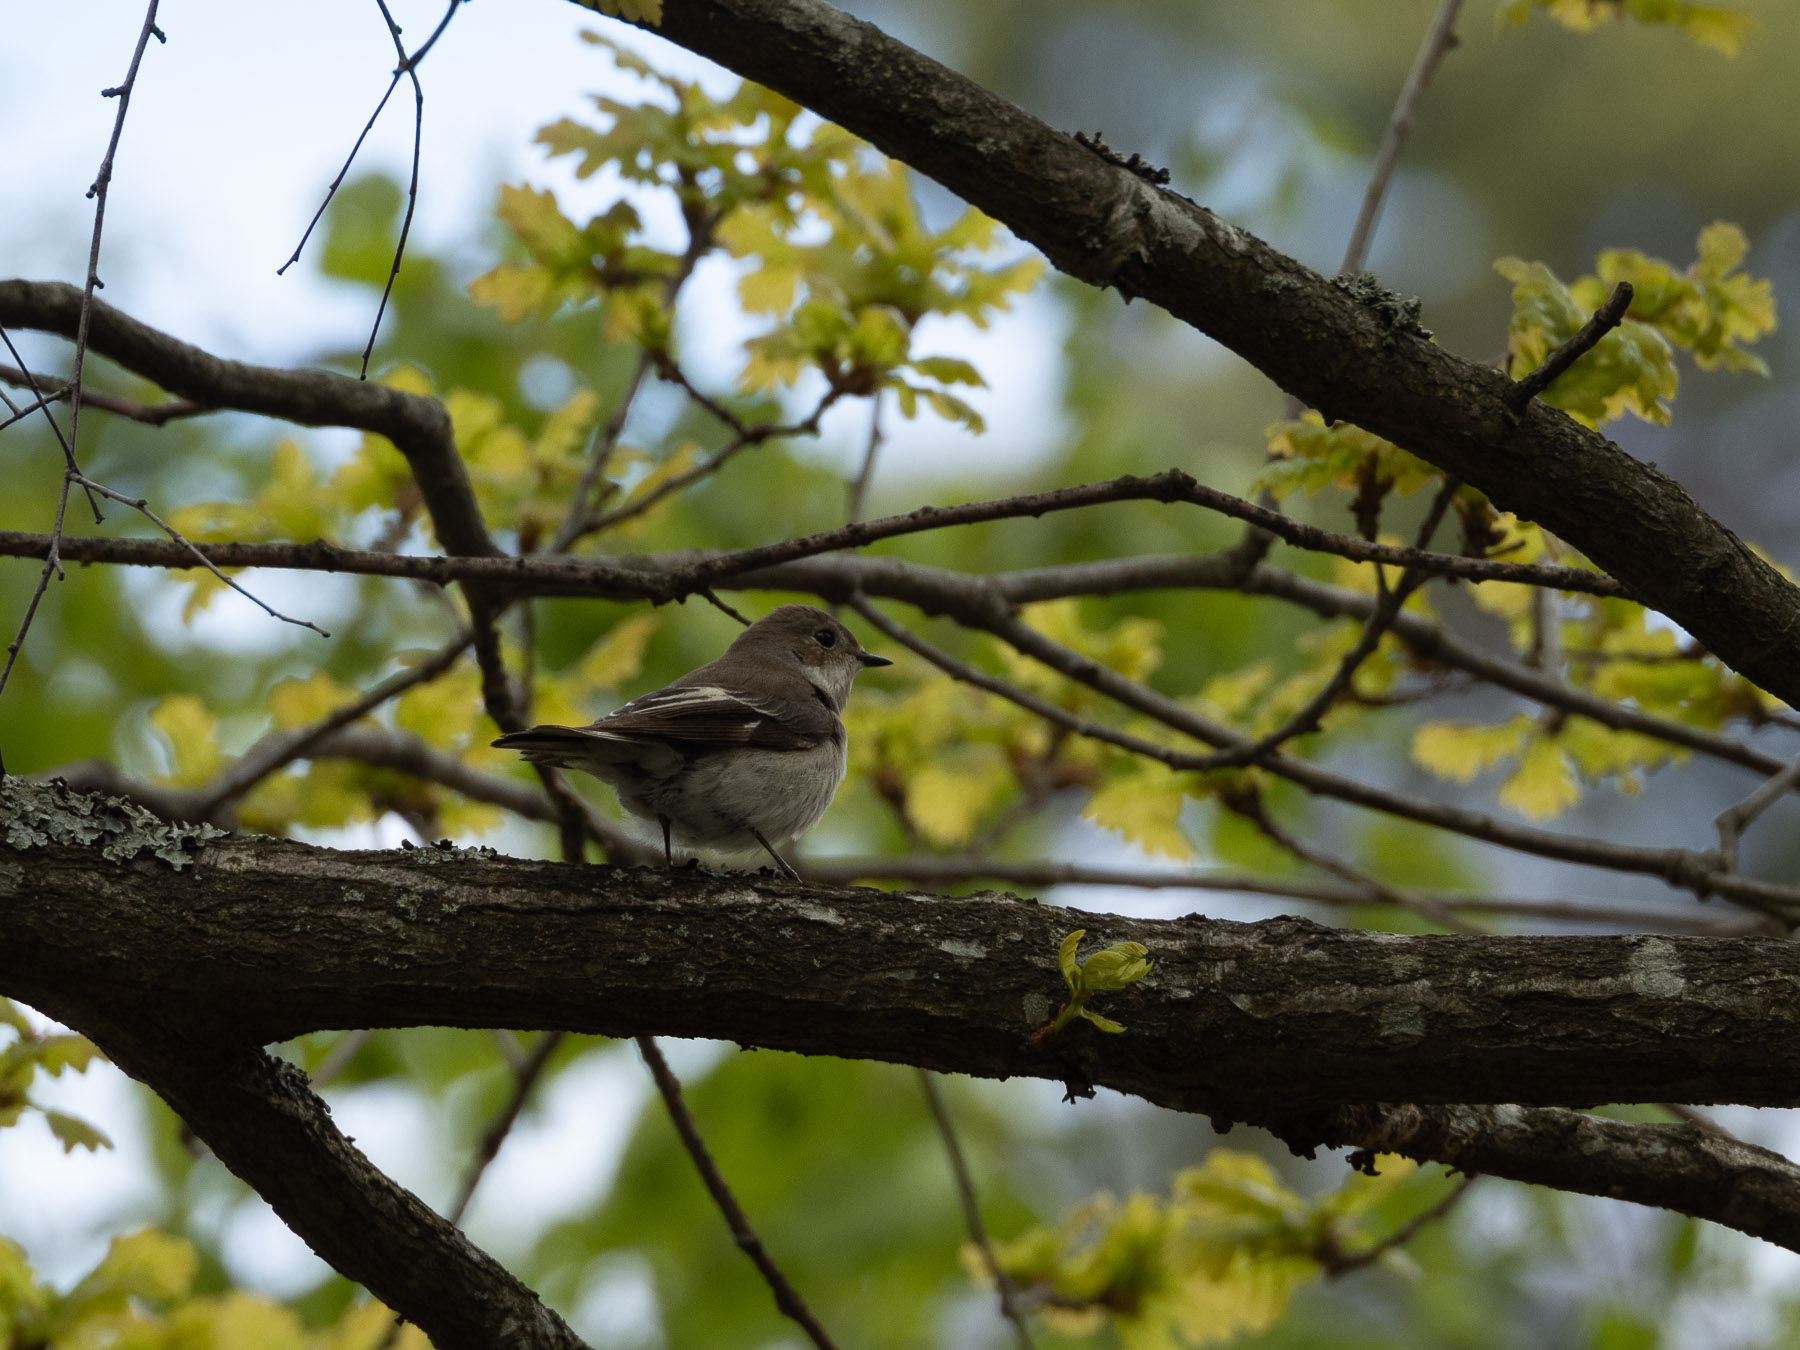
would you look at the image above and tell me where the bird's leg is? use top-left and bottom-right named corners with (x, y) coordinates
top-left (659, 815), bottom-right (673, 868)
top-left (749, 828), bottom-right (800, 881)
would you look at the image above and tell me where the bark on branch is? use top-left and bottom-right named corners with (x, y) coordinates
top-left (7, 781), bottom-right (1800, 1253)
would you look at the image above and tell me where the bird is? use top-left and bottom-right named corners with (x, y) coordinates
top-left (492, 604), bottom-right (891, 878)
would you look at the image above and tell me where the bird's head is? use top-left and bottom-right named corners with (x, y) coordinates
top-left (731, 604), bottom-right (892, 709)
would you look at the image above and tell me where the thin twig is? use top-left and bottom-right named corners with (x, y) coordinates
top-left (278, 76), bottom-right (403, 276)
top-left (916, 1069), bottom-right (1036, 1350)
top-left (446, 1032), bottom-right (565, 1226)
top-left (65, 0), bottom-right (166, 518)
top-left (309, 1029), bottom-right (374, 1089)
top-left (846, 389), bottom-right (885, 525)
top-left (583, 373), bottom-right (846, 536)
top-left (651, 467), bottom-right (1624, 600)
top-left (1338, 0), bottom-right (1465, 277)
top-left (553, 210), bottom-right (718, 551)
top-left (1227, 787), bottom-right (1487, 935)
top-left (189, 630), bottom-right (474, 819)
top-left (279, 0), bottom-right (463, 279)
top-left (1715, 750), bottom-right (1800, 873)
top-left (1318, 1173), bottom-right (1476, 1276)
top-left (1508, 281), bottom-right (1635, 409)
top-left (0, 365), bottom-right (207, 426)
top-left (1204, 476), bottom-right (1460, 768)
top-left (635, 1037), bottom-right (841, 1350)
top-left (697, 588), bottom-right (754, 626)
top-left (70, 473), bottom-right (329, 638)
top-left (550, 350), bottom-right (652, 552)
top-left (0, 480), bottom-right (74, 721)
top-left (1660, 1102), bottom-right (1728, 1134)
top-left (361, 0), bottom-right (463, 378)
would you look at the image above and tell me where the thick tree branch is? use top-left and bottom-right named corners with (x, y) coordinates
top-left (10, 781), bottom-right (1800, 1253)
top-left (0, 279), bottom-right (497, 563)
top-left (580, 0), bottom-right (1800, 708)
top-left (78, 1017), bottom-right (587, 1350)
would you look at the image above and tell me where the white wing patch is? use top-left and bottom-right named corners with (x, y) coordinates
top-left (622, 685), bottom-right (770, 715)
top-left (601, 684), bottom-right (776, 736)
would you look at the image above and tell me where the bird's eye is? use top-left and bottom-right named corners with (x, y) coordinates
top-left (814, 627), bottom-right (837, 648)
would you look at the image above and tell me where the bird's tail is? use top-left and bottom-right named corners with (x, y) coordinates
top-left (491, 725), bottom-right (617, 769)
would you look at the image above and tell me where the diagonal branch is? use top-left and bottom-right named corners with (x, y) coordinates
top-left (635, 1037), bottom-right (841, 1350)
top-left (79, 1018), bottom-right (587, 1350)
top-left (574, 0), bottom-right (1800, 710)
top-left (0, 279), bottom-right (498, 562)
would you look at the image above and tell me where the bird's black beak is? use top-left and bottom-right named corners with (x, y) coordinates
top-left (858, 651), bottom-right (894, 668)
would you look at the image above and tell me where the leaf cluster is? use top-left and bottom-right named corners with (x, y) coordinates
top-left (0, 1228), bottom-right (425, 1350)
top-left (984, 1150), bottom-right (1440, 1349)
top-left (0, 998), bottom-right (109, 1155)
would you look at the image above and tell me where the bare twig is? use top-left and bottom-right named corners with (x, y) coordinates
top-left (190, 631), bottom-right (474, 818)
top-left (697, 588), bottom-right (754, 626)
top-left (1338, 0), bottom-right (1465, 277)
top-left (1715, 751), bottom-right (1800, 873)
top-left (652, 467), bottom-right (1624, 600)
top-left (917, 1069), bottom-right (1035, 1350)
top-left (359, 0), bottom-right (466, 378)
top-left (446, 1032), bottom-right (565, 1226)
top-left (1317, 1173), bottom-right (1476, 1276)
top-left (635, 1037), bottom-right (841, 1350)
top-left (1508, 281), bottom-right (1635, 409)
top-left (65, 0), bottom-right (166, 513)
top-left (309, 1029), bottom-right (374, 1090)
top-left (1661, 1102), bottom-right (1728, 1134)
top-left (1227, 786), bottom-right (1486, 935)
top-left (1203, 476), bottom-right (1459, 767)
top-left (846, 389), bottom-right (885, 525)
top-left (71, 473), bottom-right (330, 638)
top-left (278, 0), bottom-right (464, 291)
top-left (0, 364), bottom-right (207, 426)
top-left (583, 371), bottom-right (846, 536)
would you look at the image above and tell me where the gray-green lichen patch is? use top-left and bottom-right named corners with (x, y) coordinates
top-left (1, 778), bottom-right (226, 871)
top-left (1332, 271), bottom-right (1433, 341)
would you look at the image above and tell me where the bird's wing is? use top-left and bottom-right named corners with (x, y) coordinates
top-left (593, 684), bottom-right (836, 751)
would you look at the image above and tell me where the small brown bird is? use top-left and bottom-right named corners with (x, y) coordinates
top-left (493, 605), bottom-right (891, 878)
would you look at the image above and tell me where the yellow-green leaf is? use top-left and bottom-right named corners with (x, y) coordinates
top-left (83, 1229), bottom-right (198, 1303)
top-left (576, 612), bottom-right (661, 691)
top-left (149, 694), bottom-right (225, 787)
top-left (1499, 737), bottom-right (1581, 818)
top-left (1058, 929), bottom-right (1084, 995)
top-left (1411, 716), bottom-right (1532, 783)
top-left (1084, 769), bottom-right (1194, 861)
top-left (42, 1109), bottom-right (112, 1154)
top-left (269, 671), bottom-right (357, 731)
